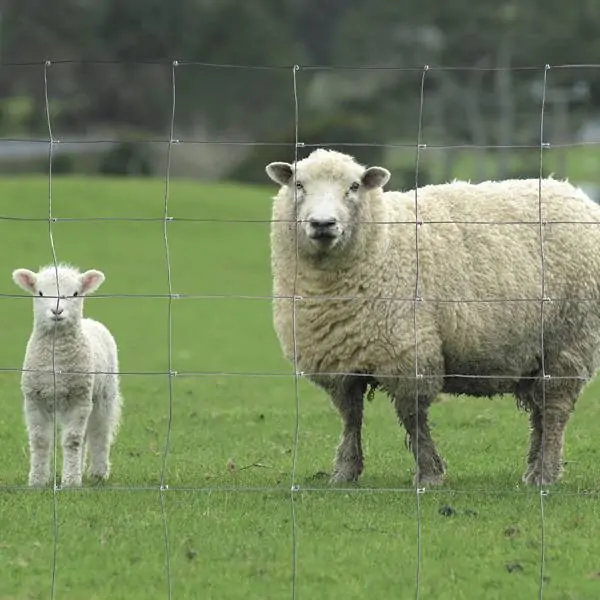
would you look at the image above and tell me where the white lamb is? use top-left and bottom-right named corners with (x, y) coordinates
top-left (13, 263), bottom-right (122, 487)
top-left (266, 148), bottom-right (600, 487)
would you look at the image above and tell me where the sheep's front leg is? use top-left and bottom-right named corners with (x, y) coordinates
top-left (327, 377), bottom-right (367, 484)
top-left (60, 400), bottom-right (93, 488)
top-left (395, 398), bottom-right (445, 487)
top-left (25, 399), bottom-right (53, 487)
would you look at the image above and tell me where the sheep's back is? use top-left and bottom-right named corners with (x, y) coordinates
top-left (384, 178), bottom-right (600, 383)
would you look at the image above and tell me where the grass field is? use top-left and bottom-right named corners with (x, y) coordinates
top-left (0, 175), bottom-right (600, 600)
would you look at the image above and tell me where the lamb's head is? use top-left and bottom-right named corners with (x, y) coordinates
top-left (12, 264), bottom-right (105, 332)
top-left (266, 149), bottom-right (390, 261)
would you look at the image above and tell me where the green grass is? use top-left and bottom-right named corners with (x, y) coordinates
top-left (0, 176), bottom-right (599, 599)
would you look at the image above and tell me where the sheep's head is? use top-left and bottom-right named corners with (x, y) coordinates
top-left (12, 264), bottom-right (105, 332)
top-left (266, 149), bottom-right (390, 261)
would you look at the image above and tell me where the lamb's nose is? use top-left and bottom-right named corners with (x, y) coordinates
top-left (51, 307), bottom-right (63, 316)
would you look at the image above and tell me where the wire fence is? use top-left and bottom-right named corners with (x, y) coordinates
top-left (4, 60), bottom-right (600, 600)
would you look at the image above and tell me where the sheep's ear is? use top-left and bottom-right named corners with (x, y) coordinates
top-left (361, 166), bottom-right (391, 190)
top-left (80, 269), bottom-right (105, 295)
top-left (12, 268), bottom-right (37, 293)
top-left (265, 162), bottom-right (293, 186)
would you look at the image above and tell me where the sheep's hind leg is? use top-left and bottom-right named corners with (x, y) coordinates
top-left (522, 406), bottom-right (572, 486)
top-left (521, 354), bottom-right (583, 486)
top-left (60, 401), bottom-right (93, 488)
top-left (395, 398), bottom-right (446, 487)
top-left (324, 376), bottom-right (367, 484)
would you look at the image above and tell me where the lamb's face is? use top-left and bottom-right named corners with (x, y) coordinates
top-left (266, 151), bottom-right (390, 260)
top-left (12, 265), bottom-right (105, 332)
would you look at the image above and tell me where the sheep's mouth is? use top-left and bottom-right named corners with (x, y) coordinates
top-left (308, 230), bottom-right (341, 250)
top-left (309, 231), bottom-right (337, 241)
top-left (49, 316), bottom-right (64, 322)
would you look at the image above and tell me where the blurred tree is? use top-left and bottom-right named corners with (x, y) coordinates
top-left (1, 0), bottom-right (600, 180)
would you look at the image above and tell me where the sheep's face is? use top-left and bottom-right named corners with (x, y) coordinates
top-left (266, 152), bottom-right (390, 260)
top-left (12, 265), bottom-right (105, 332)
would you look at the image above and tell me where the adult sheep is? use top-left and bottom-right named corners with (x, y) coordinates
top-left (265, 148), bottom-right (600, 487)
top-left (13, 263), bottom-right (122, 487)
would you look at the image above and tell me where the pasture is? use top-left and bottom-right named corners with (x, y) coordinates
top-left (0, 176), bottom-right (599, 599)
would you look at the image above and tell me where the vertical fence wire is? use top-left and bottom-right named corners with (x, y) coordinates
top-left (290, 63), bottom-right (302, 600)
top-left (158, 60), bottom-right (178, 600)
top-left (412, 64), bottom-right (429, 600)
top-left (536, 63), bottom-right (551, 600)
top-left (43, 59), bottom-right (61, 600)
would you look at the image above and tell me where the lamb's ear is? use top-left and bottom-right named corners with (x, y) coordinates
top-left (265, 162), bottom-right (293, 186)
top-left (361, 166), bottom-right (391, 190)
top-left (80, 269), bottom-right (105, 295)
top-left (12, 268), bottom-right (37, 293)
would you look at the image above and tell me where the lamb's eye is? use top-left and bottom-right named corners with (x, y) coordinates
top-left (349, 182), bottom-right (360, 192)
top-left (73, 291), bottom-right (79, 297)
top-left (295, 181), bottom-right (304, 191)
top-left (38, 291), bottom-right (43, 297)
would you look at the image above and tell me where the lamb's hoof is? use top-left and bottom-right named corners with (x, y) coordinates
top-left (89, 472), bottom-right (109, 485)
top-left (28, 479), bottom-right (50, 488)
top-left (88, 467), bottom-right (109, 480)
top-left (60, 477), bottom-right (83, 488)
top-left (414, 472), bottom-right (445, 487)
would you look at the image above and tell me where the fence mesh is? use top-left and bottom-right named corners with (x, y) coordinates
top-left (3, 59), bottom-right (600, 599)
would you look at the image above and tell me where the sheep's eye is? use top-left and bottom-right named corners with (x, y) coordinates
top-left (38, 291), bottom-right (43, 297)
top-left (73, 291), bottom-right (79, 297)
top-left (295, 181), bottom-right (304, 190)
top-left (349, 182), bottom-right (360, 192)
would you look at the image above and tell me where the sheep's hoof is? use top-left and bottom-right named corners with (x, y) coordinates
top-left (414, 472), bottom-right (445, 487)
top-left (330, 468), bottom-right (361, 485)
top-left (521, 465), bottom-right (560, 486)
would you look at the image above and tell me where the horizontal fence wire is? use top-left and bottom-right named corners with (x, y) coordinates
top-left (3, 59), bottom-right (600, 70)
top-left (0, 368), bottom-right (595, 382)
top-left (0, 485), bottom-right (597, 496)
top-left (6, 218), bottom-right (600, 225)
top-left (2, 60), bottom-right (599, 600)
top-left (4, 293), bottom-right (600, 303)
top-left (1, 140), bottom-right (600, 149)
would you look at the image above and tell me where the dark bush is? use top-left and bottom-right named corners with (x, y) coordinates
top-left (98, 142), bottom-right (153, 176)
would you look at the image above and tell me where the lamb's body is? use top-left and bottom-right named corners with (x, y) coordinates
top-left (23, 319), bottom-right (119, 405)
top-left (267, 149), bottom-right (600, 486)
top-left (14, 264), bottom-right (122, 487)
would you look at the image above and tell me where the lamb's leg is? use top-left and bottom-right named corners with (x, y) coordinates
top-left (395, 399), bottom-right (446, 487)
top-left (81, 431), bottom-right (88, 475)
top-left (322, 377), bottom-right (367, 484)
top-left (25, 399), bottom-right (53, 487)
top-left (60, 400), bottom-right (93, 487)
top-left (86, 389), bottom-right (121, 482)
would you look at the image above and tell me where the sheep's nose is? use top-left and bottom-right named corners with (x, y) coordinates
top-left (51, 307), bottom-right (63, 316)
top-left (309, 218), bottom-right (336, 232)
